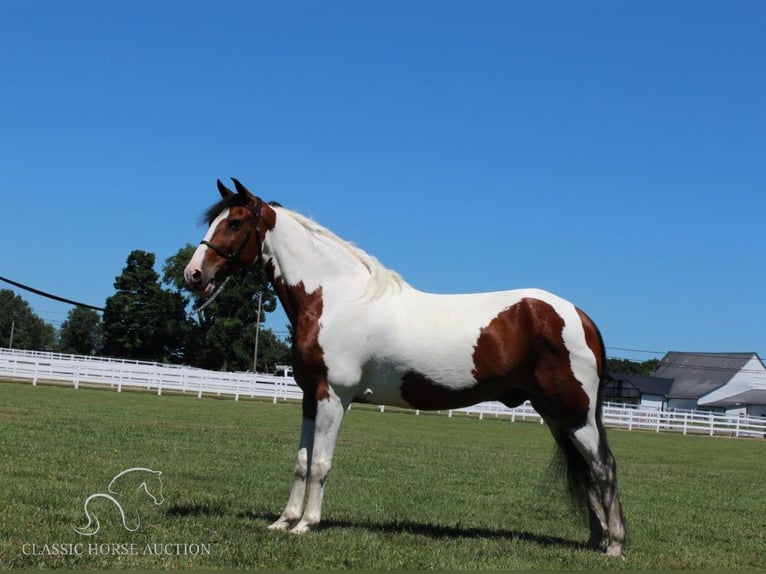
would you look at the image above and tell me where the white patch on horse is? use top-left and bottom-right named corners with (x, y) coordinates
top-left (558, 300), bottom-right (600, 421)
top-left (185, 209), bottom-right (229, 285)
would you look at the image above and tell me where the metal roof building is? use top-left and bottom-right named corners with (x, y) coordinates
top-left (652, 352), bottom-right (766, 415)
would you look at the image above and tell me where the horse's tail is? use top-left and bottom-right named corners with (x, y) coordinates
top-left (72, 493), bottom-right (139, 536)
top-left (73, 520), bottom-right (100, 536)
top-left (552, 425), bottom-right (592, 511)
top-left (73, 497), bottom-right (102, 536)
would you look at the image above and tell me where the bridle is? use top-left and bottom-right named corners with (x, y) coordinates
top-left (200, 197), bottom-right (264, 269)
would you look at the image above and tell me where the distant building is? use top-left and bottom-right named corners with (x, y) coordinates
top-left (653, 352), bottom-right (766, 416)
top-left (604, 373), bottom-right (673, 410)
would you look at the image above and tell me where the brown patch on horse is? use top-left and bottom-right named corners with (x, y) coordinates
top-left (517, 298), bottom-right (591, 428)
top-left (221, 202), bottom-right (278, 266)
top-left (258, 203), bottom-right (277, 239)
top-left (265, 261), bottom-right (329, 418)
top-left (400, 298), bottom-right (590, 428)
top-left (400, 300), bottom-right (534, 410)
top-left (472, 298), bottom-right (536, 382)
top-left (265, 260), bottom-right (297, 325)
top-left (400, 371), bottom-right (506, 410)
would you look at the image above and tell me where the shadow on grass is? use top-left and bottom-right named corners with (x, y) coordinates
top-left (165, 503), bottom-right (587, 552)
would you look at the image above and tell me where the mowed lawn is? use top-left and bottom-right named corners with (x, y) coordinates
top-left (1, 380), bottom-right (764, 570)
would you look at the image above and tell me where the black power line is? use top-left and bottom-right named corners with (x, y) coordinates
top-left (0, 275), bottom-right (105, 312)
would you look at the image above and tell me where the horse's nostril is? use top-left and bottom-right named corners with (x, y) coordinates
top-left (191, 270), bottom-right (202, 281)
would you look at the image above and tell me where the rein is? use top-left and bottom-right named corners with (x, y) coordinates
top-left (200, 197), bottom-right (264, 268)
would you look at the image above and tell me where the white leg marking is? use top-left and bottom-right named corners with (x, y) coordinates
top-left (572, 418), bottom-right (626, 558)
top-left (290, 388), bottom-right (349, 534)
top-left (269, 417), bottom-right (315, 531)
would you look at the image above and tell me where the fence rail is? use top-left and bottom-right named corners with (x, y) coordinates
top-left (2, 348), bottom-right (764, 439)
top-left (0, 347), bottom-right (302, 402)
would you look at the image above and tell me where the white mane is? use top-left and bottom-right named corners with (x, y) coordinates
top-left (275, 207), bottom-right (407, 300)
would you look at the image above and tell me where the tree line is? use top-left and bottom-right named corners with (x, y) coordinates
top-left (1, 245), bottom-right (290, 373)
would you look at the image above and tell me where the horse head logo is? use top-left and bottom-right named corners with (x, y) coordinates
top-left (73, 467), bottom-right (164, 536)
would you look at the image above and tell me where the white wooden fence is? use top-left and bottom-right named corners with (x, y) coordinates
top-left (0, 347), bottom-right (301, 403)
top-left (2, 348), bottom-right (765, 439)
top-left (453, 400), bottom-right (766, 439)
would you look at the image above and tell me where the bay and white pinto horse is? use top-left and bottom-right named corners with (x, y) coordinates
top-left (184, 179), bottom-right (626, 557)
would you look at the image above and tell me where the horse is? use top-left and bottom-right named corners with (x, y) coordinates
top-left (183, 179), bottom-right (627, 557)
top-left (74, 467), bottom-right (164, 536)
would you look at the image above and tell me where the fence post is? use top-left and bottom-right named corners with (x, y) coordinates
top-left (683, 413), bottom-right (688, 435)
top-left (709, 412), bottom-right (714, 437)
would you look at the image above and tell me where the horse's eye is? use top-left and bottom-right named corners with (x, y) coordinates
top-left (229, 219), bottom-right (243, 231)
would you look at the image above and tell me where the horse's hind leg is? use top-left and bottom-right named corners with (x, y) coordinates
top-left (570, 421), bottom-right (627, 557)
top-left (547, 421), bottom-right (608, 550)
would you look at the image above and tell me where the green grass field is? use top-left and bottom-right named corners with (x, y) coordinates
top-left (1, 380), bottom-right (764, 570)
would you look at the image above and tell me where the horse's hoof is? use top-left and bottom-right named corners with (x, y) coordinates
top-left (289, 521), bottom-right (315, 535)
top-left (268, 519), bottom-right (291, 531)
top-left (605, 544), bottom-right (625, 559)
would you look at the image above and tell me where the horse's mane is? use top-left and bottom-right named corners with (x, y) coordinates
top-left (276, 207), bottom-right (407, 299)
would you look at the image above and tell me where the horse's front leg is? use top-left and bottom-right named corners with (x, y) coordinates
top-left (290, 386), bottom-right (348, 534)
top-left (268, 414), bottom-right (315, 531)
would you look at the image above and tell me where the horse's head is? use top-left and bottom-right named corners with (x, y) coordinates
top-left (184, 179), bottom-right (273, 304)
top-left (142, 470), bottom-right (165, 506)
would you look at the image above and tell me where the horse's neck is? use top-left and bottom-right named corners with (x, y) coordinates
top-left (264, 211), bottom-right (370, 299)
top-left (109, 473), bottom-right (142, 495)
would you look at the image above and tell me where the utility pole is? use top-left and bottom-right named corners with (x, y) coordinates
top-left (252, 291), bottom-right (263, 373)
top-left (8, 312), bottom-right (16, 349)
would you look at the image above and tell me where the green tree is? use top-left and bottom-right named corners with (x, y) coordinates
top-left (163, 244), bottom-right (290, 371)
top-left (102, 250), bottom-right (188, 362)
top-left (606, 358), bottom-right (660, 376)
top-left (58, 307), bottom-right (103, 355)
top-left (0, 289), bottom-right (56, 350)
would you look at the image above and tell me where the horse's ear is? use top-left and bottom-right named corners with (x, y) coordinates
top-left (217, 179), bottom-right (235, 198)
top-left (231, 178), bottom-right (252, 198)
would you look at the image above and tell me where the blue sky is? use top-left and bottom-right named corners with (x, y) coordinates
top-left (1, 0), bottom-right (764, 362)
